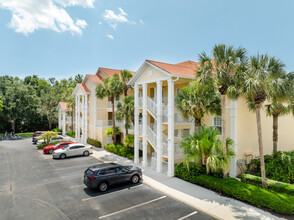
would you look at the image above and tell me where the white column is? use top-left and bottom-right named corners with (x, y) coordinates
top-left (142, 83), bottom-right (148, 167)
top-left (77, 95), bottom-right (81, 142)
top-left (81, 94), bottom-right (85, 143)
top-left (75, 96), bottom-right (78, 139)
top-left (62, 111), bottom-right (66, 136)
top-left (156, 81), bottom-right (163, 173)
top-left (85, 94), bottom-right (88, 143)
top-left (93, 95), bottom-right (97, 139)
top-left (58, 110), bottom-right (61, 129)
top-left (134, 84), bottom-right (140, 164)
top-left (229, 100), bottom-right (237, 177)
top-left (167, 78), bottom-right (175, 177)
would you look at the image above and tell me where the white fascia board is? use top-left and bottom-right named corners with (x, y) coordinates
top-left (128, 60), bottom-right (148, 86)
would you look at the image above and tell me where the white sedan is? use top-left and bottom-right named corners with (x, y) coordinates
top-left (52, 144), bottom-right (93, 159)
top-left (37, 135), bottom-right (69, 145)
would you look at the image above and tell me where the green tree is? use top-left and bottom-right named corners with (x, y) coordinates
top-left (39, 131), bottom-right (58, 145)
top-left (179, 126), bottom-right (235, 175)
top-left (175, 79), bottom-right (221, 132)
top-left (0, 95), bottom-right (3, 111)
top-left (96, 74), bottom-right (123, 144)
top-left (116, 96), bottom-right (134, 136)
top-left (240, 54), bottom-right (285, 189)
top-left (265, 71), bottom-right (291, 152)
top-left (197, 44), bottom-right (247, 159)
top-left (124, 134), bottom-right (134, 147)
top-left (120, 70), bottom-right (133, 96)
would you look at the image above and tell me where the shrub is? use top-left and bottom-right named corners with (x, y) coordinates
top-left (241, 174), bottom-right (294, 196)
top-left (104, 144), bottom-right (142, 160)
top-left (175, 163), bottom-right (205, 183)
top-left (247, 151), bottom-right (294, 184)
top-left (87, 138), bottom-right (102, 148)
top-left (194, 175), bottom-right (294, 215)
top-left (124, 135), bottom-right (134, 147)
top-left (66, 130), bottom-right (75, 138)
top-left (53, 128), bottom-right (62, 132)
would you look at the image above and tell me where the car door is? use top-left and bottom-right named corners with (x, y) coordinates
top-left (104, 168), bottom-right (118, 186)
top-left (67, 146), bottom-right (77, 156)
top-left (115, 166), bottom-right (130, 184)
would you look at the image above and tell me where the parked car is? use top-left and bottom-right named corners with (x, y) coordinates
top-left (37, 135), bottom-right (69, 145)
top-left (43, 141), bottom-right (74, 154)
top-left (32, 131), bottom-right (44, 144)
top-left (83, 163), bottom-right (142, 192)
top-left (52, 143), bottom-right (93, 159)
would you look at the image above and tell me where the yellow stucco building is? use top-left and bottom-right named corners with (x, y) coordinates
top-left (72, 59), bottom-right (294, 177)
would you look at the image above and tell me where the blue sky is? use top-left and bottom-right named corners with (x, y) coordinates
top-left (0, 0), bottom-right (293, 79)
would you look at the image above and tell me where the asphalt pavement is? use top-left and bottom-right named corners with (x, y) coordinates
top-left (0, 138), bottom-right (213, 220)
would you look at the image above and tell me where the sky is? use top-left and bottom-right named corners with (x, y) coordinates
top-left (0, 0), bottom-right (293, 80)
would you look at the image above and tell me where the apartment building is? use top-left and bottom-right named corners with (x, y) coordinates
top-left (70, 59), bottom-right (294, 178)
top-left (72, 67), bottom-right (135, 146)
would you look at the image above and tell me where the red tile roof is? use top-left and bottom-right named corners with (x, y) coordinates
top-left (59, 102), bottom-right (72, 111)
top-left (86, 74), bottom-right (102, 83)
top-left (78, 83), bottom-right (91, 93)
top-left (99, 67), bottom-right (135, 78)
top-left (146, 60), bottom-right (199, 77)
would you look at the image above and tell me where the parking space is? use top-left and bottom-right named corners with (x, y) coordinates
top-left (0, 138), bottom-right (214, 220)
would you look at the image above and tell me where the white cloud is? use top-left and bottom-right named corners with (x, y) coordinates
top-left (103, 7), bottom-right (134, 29)
top-left (0, 0), bottom-right (94, 35)
top-left (139, 19), bottom-right (144, 24)
top-left (107, 34), bottom-right (114, 39)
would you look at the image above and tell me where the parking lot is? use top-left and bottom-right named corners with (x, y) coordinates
top-left (0, 138), bottom-right (213, 220)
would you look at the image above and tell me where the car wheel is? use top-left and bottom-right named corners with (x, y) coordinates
top-left (83, 151), bottom-right (89, 156)
top-left (98, 182), bottom-right (108, 192)
top-left (131, 175), bottom-right (140, 184)
top-left (60, 153), bottom-right (66, 159)
top-left (48, 149), bottom-right (53, 154)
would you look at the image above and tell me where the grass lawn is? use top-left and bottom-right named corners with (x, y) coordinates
top-left (16, 132), bottom-right (34, 137)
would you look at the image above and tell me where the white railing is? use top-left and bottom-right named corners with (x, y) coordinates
top-left (162, 110), bottom-right (168, 122)
top-left (175, 112), bottom-right (190, 123)
top-left (162, 132), bottom-right (168, 142)
top-left (147, 97), bottom-right (157, 116)
top-left (107, 100), bottom-right (120, 109)
top-left (149, 123), bottom-right (157, 134)
top-left (161, 142), bottom-right (183, 159)
top-left (139, 124), bottom-right (143, 136)
top-left (95, 120), bottom-right (114, 128)
top-left (162, 142), bottom-right (168, 157)
top-left (138, 97), bottom-right (143, 107)
top-left (147, 125), bottom-right (157, 149)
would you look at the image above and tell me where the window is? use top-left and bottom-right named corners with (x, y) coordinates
top-left (213, 117), bottom-right (222, 135)
top-left (116, 167), bottom-right (128, 173)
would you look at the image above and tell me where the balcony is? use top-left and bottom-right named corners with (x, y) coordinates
top-left (96, 120), bottom-right (113, 128)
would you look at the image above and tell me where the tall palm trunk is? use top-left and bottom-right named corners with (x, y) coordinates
top-left (273, 115), bottom-right (278, 153)
top-left (111, 97), bottom-right (117, 144)
top-left (255, 104), bottom-right (267, 189)
top-left (194, 118), bottom-right (201, 133)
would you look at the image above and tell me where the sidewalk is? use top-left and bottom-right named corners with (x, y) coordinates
top-left (89, 147), bottom-right (283, 220)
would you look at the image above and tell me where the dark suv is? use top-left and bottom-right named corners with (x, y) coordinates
top-left (83, 163), bottom-right (142, 192)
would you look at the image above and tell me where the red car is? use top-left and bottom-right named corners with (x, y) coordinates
top-left (43, 142), bottom-right (74, 154)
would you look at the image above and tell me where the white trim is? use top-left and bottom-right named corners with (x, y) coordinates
top-left (136, 77), bottom-right (170, 85)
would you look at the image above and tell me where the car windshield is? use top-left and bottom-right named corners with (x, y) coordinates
top-left (54, 143), bottom-right (60, 147)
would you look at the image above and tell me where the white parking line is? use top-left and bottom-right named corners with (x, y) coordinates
top-left (82, 185), bottom-right (143, 201)
top-left (70, 184), bottom-right (84, 189)
top-left (55, 164), bottom-right (97, 171)
top-left (98, 196), bottom-right (166, 219)
top-left (177, 211), bottom-right (198, 220)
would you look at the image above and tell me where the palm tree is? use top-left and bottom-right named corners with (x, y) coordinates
top-left (265, 71), bottom-right (291, 152)
top-left (116, 96), bottom-right (134, 136)
top-left (240, 54), bottom-right (285, 189)
top-left (175, 79), bottom-right (221, 132)
top-left (197, 44), bottom-right (247, 158)
top-left (96, 74), bottom-right (122, 144)
top-left (179, 125), bottom-right (235, 175)
top-left (120, 70), bottom-right (133, 97)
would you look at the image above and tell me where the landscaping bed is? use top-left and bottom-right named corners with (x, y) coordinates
top-left (87, 138), bottom-right (101, 148)
top-left (104, 144), bottom-right (142, 160)
top-left (175, 163), bottom-right (294, 215)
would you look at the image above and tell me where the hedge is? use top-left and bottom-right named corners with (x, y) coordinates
top-left (175, 163), bottom-right (294, 215)
top-left (66, 130), bottom-right (75, 138)
top-left (241, 174), bottom-right (294, 196)
top-left (53, 128), bottom-right (62, 132)
top-left (87, 138), bottom-right (101, 148)
top-left (104, 144), bottom-right (142, 160)
top-left (37, 140), bottom-right (69, 149)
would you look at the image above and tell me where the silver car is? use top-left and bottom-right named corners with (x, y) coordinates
top-left (52, 143), bottom-right (93, 159)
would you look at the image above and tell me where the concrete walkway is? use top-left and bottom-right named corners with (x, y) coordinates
top-left (88, 147), bottom-right (284, 220)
